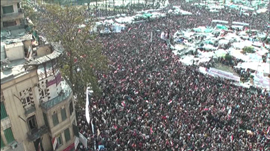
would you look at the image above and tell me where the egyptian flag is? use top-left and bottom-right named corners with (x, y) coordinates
top-left (52, 137), bottom-right (58, 150)
top-left (121, 101), bottom-right (126, 107)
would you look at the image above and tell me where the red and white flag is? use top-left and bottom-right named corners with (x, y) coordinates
top-left (121, 101), bottom-right (126, 107)
top-left (52, 137), bottom-right (58, 150)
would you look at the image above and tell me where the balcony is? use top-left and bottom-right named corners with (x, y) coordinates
top-left (24, 106), bottom-right (36, 116)
top-left (1, 9), bottom-right (24, 22)
top-left (40, 81), bottom-right (72, 111)
top-left (27, 125), bottom-right (48, 142)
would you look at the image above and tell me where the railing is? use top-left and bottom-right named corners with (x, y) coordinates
top-left (40, 81), bottom-right (72, 111)
top-left (27, 125), bottom-right (48, 141)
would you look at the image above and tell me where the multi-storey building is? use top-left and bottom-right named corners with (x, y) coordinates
top-left (1, 0), bottom-right (25, 29)
top-left (1, 1), bottom-right (78, 151)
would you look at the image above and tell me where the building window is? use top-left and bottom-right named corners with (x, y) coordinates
top-left (64, 128), bottom-right (70, 142)
top-left (43, 113), bottom-right (49, 127)
top-left (4, 128), bottom-right (15, 144)
top-left (38, 81), bottom-right (48, 101)
top-left (69, 101), bottom-right (73, 116)
top-left (61, 107), bottom-right (67, 121)
top-left (57, 135), bottom-right (62, 146)
top-left (52, 112), bottom-right (59, 126)
top-left (2, 6), bottom-right (14, 14)
top-left (1, 136), bottom-right (4, 149)
top-left (45, 62), bottom-right (53, 77)
top-left (19, 88), bottom-right (34, 110)
top-left (3, 21), bottom-right (17, 28)
top-left (17, 3), bottom-right (20, 9)
top-left (27, 115), bottom-right (38, 131)
top-left (1, 102), bottom-right (8, 119)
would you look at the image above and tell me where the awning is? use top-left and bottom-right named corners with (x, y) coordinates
top-left (216, 25), bottom-right (228, 30)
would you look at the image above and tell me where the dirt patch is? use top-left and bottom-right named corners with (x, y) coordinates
top-left (213, 63), bottom-right (239, 76)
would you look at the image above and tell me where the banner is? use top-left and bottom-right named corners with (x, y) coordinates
top-left (79, 132), bottom-right (87, 148)
top-left (208, 68), bottom-right (240, 82)
top-left (74, 137), bottom-right (80, 150)
top-left (85, 88), bottom-right (90, 124)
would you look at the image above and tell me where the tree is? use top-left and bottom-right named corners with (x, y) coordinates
top-left (24, 3), bottom-right (108, 100)
top-left (242, 46), bottom-right (255, 54)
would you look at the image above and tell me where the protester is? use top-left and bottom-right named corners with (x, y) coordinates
top-left (77, 2), bottom-right (270, 151)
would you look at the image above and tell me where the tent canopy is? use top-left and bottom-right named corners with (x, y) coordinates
top-left (142, 13), bottom-right (152, 18)
top-left (216, 24), bottom-right (228, 30)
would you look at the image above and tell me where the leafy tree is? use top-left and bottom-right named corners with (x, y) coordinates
top-left (23, 3), bottom-right (108, 100)
top-left (242, 46), bottom-right (255, 54)
top-left (224, 53), bottom-right (232, 61)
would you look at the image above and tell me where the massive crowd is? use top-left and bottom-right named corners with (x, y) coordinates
top-left (77, 3), bottom-right (270, 151)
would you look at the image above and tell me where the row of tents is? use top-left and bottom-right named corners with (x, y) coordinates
top-left (170, 22), bottom-right (270, 89)
top-left (81, 8), bottom-right (192, 34)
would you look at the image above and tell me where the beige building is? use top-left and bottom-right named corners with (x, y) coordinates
top-left (1, 1), bottom-right (78, 151)
top-left (1, 0), bottom-right (25, 29)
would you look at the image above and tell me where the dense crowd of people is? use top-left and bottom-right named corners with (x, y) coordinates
top-left (77, 2), bottom-right (270, 151)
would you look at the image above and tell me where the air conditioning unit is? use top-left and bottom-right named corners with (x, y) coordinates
top-left (10, 141), bottom-right (18, 149)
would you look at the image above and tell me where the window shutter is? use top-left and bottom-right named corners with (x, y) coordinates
top-left (3, 6), bottom-right (14, 14)
top-left (64, 128), bottom-right (70, 142)
top-left (69, 102), bottom-right (73, 115)
top-left (1, 136), bottom-right (4, 148)
top-left (61, 108), bottom-right (67, 121)
top-left (43, 113), bottom-right (49, 127)
top-left (57, 136), bottom-right (62, 145)
top-left (52, 113), bottom-right (59, 126)
top-left (4, 128), bottom-right (15, 144)
top-left (1, 102), bottom-right (8, 120)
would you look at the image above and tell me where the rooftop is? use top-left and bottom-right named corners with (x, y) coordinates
top-left (0, 59), bottom-right (28, 84)
top-left (26, 42), bottom-right (64, 66)
top-left (1, 28), bottom-right (32, 45)
top-left (1, 40), bottom-right (64, 84)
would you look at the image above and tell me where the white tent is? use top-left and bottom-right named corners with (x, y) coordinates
top-left (236, 62), bottom-right (270, 74)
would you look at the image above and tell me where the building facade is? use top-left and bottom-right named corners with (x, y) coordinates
top-left (1, 1), bottom-right (78, 151)
top-left (1, 42), bottom-right (77, 151)
top-left (1, 0), bottom-right (25, 29)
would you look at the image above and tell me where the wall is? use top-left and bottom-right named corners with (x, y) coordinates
top-left (1, 70), bottom-right (52, 151)
top-left (1, 0), bottom-right (21, 6)
top-left (45, 97), bottom-right (76, 151)
top-left (23, 40), bottom-right (32, 51)
top-left (1, 71), bottom-right (37, 142)
top-left (37, 45), bottom-right (52, 57)
top-left (5, 42), bottom-right (24, 61)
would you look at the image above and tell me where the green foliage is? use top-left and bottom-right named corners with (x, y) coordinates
top-left (26, 4), bottom-right (108, 100)
top-left (224, 53), bottom-right (232, 61)
top-left (22, 0), bottom-right (39, 25)
top-left (242, 46), bottom-right (255, 54)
